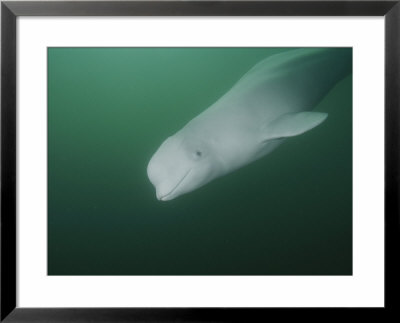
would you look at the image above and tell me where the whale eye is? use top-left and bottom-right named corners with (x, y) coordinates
top-left (192, 150), bottom-right (203, 160)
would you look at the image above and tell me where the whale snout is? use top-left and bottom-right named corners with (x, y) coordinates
top-left (156, 186), bottom-right (175, 201)
top-left (156, 186), bottom-right (169, 201)
top-left (152, 169), bottom-right (192, 202)
top-left (147, 148), bottom-right (192, 201)
top-left (147, 169), bottom-right (172, 201)
top-left (155, 182), bottom-right (177, 201)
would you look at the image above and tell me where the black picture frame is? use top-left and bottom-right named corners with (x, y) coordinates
top-left (1, 0), bottom-right (399, 321)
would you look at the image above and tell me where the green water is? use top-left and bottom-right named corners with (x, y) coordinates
top-left (48, 48), bottom-right (352, 275)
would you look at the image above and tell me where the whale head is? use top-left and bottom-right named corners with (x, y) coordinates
top-left (147, 133), bottom-right (220, 201)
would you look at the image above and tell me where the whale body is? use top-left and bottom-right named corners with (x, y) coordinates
top-left (147, 48), bottom-right (352, 201)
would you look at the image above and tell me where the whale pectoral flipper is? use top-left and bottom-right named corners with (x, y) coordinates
top-left (262, 111), bottom-right (328, 141)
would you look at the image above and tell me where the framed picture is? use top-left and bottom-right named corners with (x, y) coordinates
top-left (1, 0), bottom-right (398, 321)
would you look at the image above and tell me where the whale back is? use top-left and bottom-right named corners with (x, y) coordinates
top-left (179, 48), bottom-right (351, 174)
top-left (212, 48), bottom-right (352, 118)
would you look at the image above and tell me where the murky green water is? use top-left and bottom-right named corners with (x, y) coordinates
top-left (48, 48), bottom-right (352, 275)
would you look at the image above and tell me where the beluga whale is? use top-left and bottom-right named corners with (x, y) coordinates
top-left (147, 48), bottom-right (352, 201)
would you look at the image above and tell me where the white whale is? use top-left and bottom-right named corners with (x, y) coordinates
top-left (147, 48), bottom-right (352, 201)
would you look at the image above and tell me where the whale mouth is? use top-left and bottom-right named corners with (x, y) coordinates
top-left (158, 169), bottom-right (192, 201)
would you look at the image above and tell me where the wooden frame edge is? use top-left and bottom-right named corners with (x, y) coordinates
top-left (1, 0), bottom-right (399, 321)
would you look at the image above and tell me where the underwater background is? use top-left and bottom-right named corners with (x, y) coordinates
top-left (48, 47), bottom-right (352, 275)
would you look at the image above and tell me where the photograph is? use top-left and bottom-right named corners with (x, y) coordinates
top-left (47, 47), bottom-right (353, 276)
top-left (2, 0), bottom-right (398, 320)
